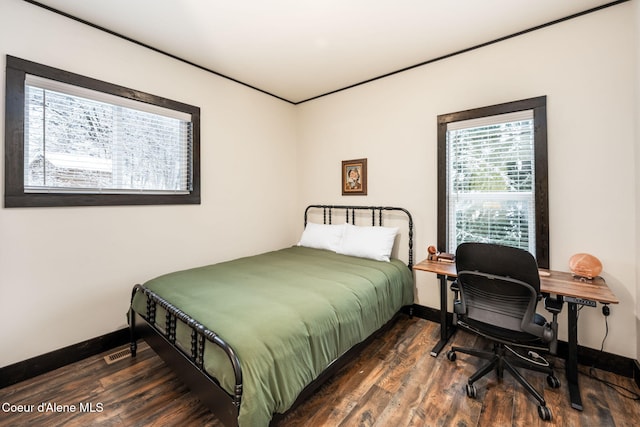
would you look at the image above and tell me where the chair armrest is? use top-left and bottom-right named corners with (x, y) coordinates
top-left (451, 280), bottom-right (465, 315)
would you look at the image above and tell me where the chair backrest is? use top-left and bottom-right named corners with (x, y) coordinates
top-left (455, 242), bottom-right (544, 337)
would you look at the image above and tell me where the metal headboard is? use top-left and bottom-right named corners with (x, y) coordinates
top-left (304, 204), bottom-right (414, 268)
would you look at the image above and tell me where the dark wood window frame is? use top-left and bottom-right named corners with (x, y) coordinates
top-left (437, 96), bottom-right (549, 269)
top-left (4, 55), bottom-right (201, 208)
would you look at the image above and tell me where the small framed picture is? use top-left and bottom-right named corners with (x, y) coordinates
top-left (342, 158), bottom-right (367, 195)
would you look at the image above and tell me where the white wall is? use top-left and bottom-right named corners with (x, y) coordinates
top-left (297, 3), bottom-right (638, 358)
top-left (0, 0), bottom-right (298, 367)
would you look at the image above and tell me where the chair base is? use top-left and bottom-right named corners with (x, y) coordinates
top-left (447, 342), bottom-right (559, 422)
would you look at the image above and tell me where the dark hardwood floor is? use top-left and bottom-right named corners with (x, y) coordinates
top-left (1, 315), bottom-right (638, 426)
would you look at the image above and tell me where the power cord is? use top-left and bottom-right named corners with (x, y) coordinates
top-left (581, 367), bottom-right (640, 402)
top-left (600, 305), bottom-right (609, 352)
top-left (505, 344), bottom-right (550, 367)
top-left (580, 296), bottom-right (640, 403)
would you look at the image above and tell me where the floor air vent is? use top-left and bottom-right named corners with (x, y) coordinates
top-left (104, 348), bottom-right (132, 365)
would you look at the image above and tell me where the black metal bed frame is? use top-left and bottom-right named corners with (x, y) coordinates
top-left (128, 205), bottom-right (414, 426)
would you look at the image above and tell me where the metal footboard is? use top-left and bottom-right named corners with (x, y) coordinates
top-left (129, 284), bottom-right (243, 421)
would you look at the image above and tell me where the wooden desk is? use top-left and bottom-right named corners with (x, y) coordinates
top-left (413, 258), bottom-right (618, 411)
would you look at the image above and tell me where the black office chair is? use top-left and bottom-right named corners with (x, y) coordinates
top-left (446, 242), bottom-right (560, 421)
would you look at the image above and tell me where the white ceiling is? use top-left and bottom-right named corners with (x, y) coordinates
top-left (32, 0), bottom-right (617, 103)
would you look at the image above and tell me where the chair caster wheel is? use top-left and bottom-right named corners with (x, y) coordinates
top-left (465, 383), bottom-right (477, 398)
top-left (538, 405), bottom-right (552, 421)
top-left (547, 374), bottom-right (560, 388)
top-left (446, 350), bottom-right (456, 361)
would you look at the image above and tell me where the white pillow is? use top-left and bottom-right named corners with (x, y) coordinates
top-left (336, 223), bottom-right (398, 262)
top-left (298, 222), bottom-right (345, 252)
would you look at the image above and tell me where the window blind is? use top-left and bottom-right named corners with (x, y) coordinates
top-left (24, 75), bottom-right (193, 194)
top-left (446, 109), bottom-right (536, 255)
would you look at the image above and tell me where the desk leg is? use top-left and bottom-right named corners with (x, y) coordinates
top-left (430, 274), bottom-right (455, 357)
top-left (566, 302), bottom-right (583, 411)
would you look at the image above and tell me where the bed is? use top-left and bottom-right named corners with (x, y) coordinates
top-left (128, 205), bottom-right (415, 426)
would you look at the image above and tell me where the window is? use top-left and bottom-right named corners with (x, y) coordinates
top-left (4, 56), bottom-right (200, 207)
top-left (437, 97), bottom-right (549, 268)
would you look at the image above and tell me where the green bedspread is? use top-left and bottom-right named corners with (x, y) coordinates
top-left (131, 246), bottom-right (414, 426)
